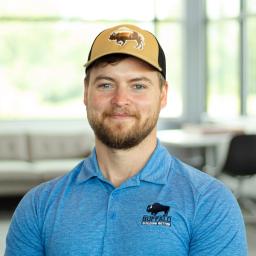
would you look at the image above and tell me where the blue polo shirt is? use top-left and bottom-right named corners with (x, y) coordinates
top-left (5, 142), bottom-right (248, 256)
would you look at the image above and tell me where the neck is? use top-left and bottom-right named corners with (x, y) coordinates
top-left (95, 130), bottom-right (157, 187)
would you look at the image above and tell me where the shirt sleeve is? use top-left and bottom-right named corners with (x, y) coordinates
top-left (5, 188), bottom-right (44, 256)
top-left (189, 180), bottom-right (248, 256)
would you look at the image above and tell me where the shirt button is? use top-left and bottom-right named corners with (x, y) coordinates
top-left (111, 193), bottom-right (118, 200)
top-left (111, 212), bottom-right (116, 220)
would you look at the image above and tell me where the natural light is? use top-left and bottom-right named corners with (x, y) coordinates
top-left (0, 0), bottom-right (183, 120)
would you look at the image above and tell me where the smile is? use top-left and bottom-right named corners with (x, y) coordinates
top-left (108, 114), bottom-right (134, 120)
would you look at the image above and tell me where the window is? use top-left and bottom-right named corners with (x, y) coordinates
top-left (0, 0), bottom-right (184, 120)
top-left (206, 0), bottom-right (256, 118)
top-left (247, 2), bottom-right (256, 116)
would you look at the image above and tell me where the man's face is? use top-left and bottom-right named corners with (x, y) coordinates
top-left (84, 57), bottom-right (167, 149)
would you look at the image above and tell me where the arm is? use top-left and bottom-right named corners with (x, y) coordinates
top-left (5, 189), bottom-right (44, 256)
top-left (189, 181), bottom-right (248, 256)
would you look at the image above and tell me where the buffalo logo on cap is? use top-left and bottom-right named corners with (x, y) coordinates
top-left (108, 27), bottom-right (144, 50)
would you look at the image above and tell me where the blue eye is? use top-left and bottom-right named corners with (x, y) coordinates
top-left (98, 83), bottom-right (112, 89)
top-left (134, 84), bottom-right (145, 90)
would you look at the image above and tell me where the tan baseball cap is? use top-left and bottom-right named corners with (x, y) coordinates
top-left (84, 24), bottom-right (166, 78)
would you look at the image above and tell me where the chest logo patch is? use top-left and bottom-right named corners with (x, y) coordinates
top-left (141, 203), bottom-right (172, 227)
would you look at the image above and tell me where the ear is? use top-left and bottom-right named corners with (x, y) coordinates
top-left (83, 78), bottom-right (88, 106)
top-left (160, 81), bottom-right (168, 109)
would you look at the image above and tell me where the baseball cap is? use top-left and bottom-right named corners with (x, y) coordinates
top-left (84, 24), bottom-right (166, 78)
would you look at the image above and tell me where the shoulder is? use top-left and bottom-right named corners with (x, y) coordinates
top-left (164, 153), bottom-right (242, 216)
top-left (166, 155), bottom-right (247, 254)
top-left (169, 156), bottom-right (228, 194)
top-left (168, 155), bottom-right (244, 221)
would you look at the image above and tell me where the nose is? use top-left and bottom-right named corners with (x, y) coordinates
top-left (111, 87), bottom-right (130, 106)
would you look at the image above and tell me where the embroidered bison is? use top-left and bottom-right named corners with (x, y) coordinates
top-left (147, 203), bottom-right (170, 216)
top-left (109, 27), bottom-right (144, 49)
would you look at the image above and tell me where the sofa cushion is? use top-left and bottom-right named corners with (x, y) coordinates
top-left (0, 132), bottom-right (29, 161)
top-left (28, 131), bottom-right (94, 161)
top-left (32, 159), bottom-right (84, 181)
top-left (0, 161), bottom-right (38, 180)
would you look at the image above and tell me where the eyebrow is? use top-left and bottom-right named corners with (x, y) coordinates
top-left (93, 75), bottom-right (153, 85)
top-left (129, 77), bottom-right (153, 85)
top-left (92, 75), bottom-right (115, 83)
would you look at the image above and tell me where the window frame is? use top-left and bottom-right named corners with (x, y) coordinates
top-left (205, 0), bottom-right (256, 118)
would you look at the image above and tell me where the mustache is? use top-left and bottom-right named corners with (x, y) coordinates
top-left (103, 108), bottom-right (139, 118)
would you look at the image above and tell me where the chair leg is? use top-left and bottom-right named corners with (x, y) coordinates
top-left (235, 178), bottom-right (256, 224)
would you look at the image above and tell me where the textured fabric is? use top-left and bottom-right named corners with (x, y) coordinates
top-left (0, 133), bottom-right (28, 161)
top-left (5, 142), bottom-right (248, 256)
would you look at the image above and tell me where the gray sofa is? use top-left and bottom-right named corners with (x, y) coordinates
top-left (0, 128), bottom-right (94, 195)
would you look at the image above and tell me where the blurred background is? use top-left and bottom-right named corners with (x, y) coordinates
top-left (0, 0), bottom-right (256, 254)
top-left (0, 0), bottom-right (255, 121)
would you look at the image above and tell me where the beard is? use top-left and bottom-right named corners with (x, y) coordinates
top-left (87, 106), bottom-right (160, 150)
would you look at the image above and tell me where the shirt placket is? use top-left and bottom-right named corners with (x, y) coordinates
top-left (102, 189), bottom-right (120, 255)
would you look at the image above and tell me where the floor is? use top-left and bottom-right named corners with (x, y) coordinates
top-left (0, 196), bottom-right (256, 255)
top-left (0, 213), bottom-right (9, 255)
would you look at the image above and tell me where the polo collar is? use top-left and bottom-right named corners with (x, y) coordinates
top-left (77, 140), bottom-right (173, 186)
top-left (138, 141), bottom-right (173, 185)
top-left (76, 148), bottom-right (103, 184)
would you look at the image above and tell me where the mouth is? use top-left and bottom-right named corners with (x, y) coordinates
top-left (108, 113), bottom-right (134, 120)
top-left (104, 110), bottom-right (137, 120)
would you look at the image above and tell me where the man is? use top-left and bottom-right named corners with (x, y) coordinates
top-left (5, 24), bottom-right (248, 255)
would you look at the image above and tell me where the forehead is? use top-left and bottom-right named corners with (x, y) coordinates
top-left (88, 56), bottom-right (159, 80)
